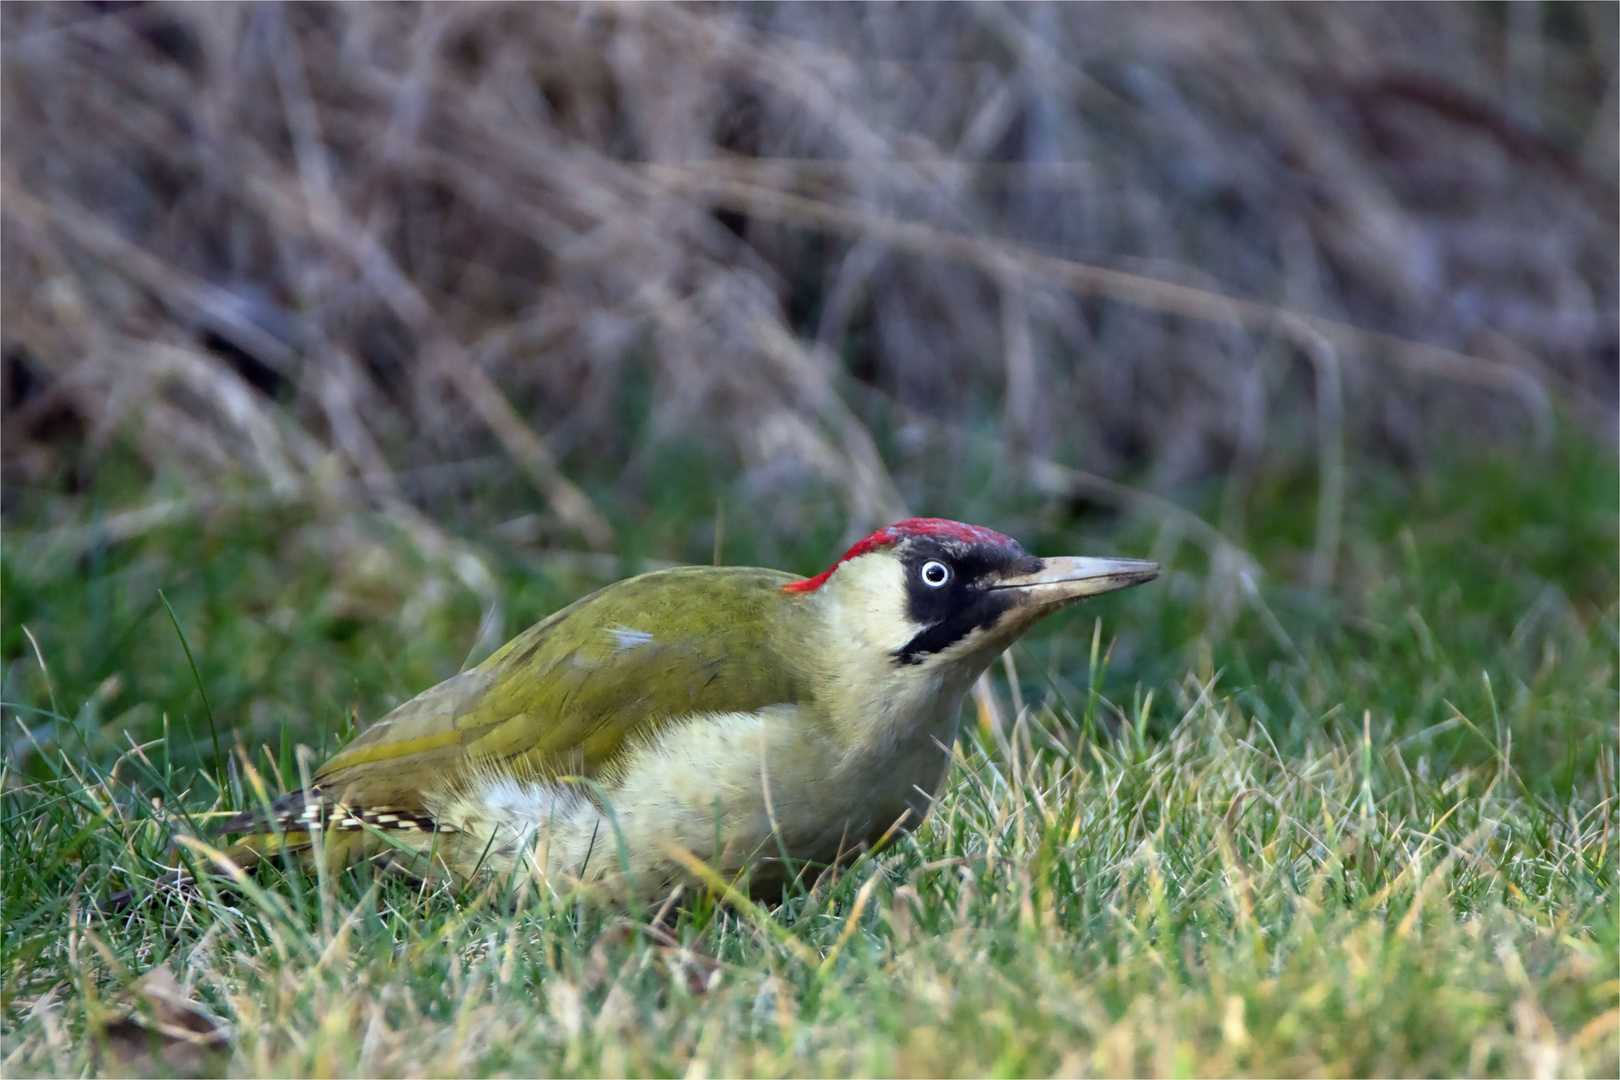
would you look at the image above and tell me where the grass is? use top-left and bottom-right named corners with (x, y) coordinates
top-left (3, 426), bottom-right (1617, 1077)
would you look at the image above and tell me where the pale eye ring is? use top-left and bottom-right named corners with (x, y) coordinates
top-left (920, 560), bottom-right (951, 588)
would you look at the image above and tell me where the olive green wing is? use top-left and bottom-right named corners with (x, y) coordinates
top-left (310, 566), bottom-right (810, 812)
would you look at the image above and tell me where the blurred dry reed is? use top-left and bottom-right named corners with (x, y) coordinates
top-left (3, 2), bottom-right (1614, 571)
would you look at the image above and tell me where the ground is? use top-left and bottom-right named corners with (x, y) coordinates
top-left (3, 426), bottom-right (1615, 1077)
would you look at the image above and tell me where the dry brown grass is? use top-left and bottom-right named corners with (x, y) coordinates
top-left (3, 3), bottom-right (1613, 565)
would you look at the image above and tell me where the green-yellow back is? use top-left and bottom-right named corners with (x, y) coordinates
top-left (314, 566), bottom-right (814, 810)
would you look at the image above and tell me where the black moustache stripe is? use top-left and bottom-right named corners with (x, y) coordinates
top-left (889, 542), bottom-right (1039, 665)
top-left (892, 589), bottom-right (1017, 665)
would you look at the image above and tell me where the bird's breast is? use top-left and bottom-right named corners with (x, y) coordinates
top-left (440, 683), bottom-right (965, 893)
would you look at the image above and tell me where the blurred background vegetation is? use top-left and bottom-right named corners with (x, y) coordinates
top-left (3, 1), bottom-right (1613, 777)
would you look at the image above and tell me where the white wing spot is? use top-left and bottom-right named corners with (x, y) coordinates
top-left (610, 626), bottom-right (655, 653)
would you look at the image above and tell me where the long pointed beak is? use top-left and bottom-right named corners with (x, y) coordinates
top-left (989, 556), bottom-right (1160, 606)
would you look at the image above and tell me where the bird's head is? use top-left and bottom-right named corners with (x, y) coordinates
top-left (784, 518), bottom-right (1159, 676)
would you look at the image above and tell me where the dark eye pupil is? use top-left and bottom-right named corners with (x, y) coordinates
top-left (923, 561), bottom-right (948, 585)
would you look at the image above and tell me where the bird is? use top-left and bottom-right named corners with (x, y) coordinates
top-left (220, 518), bottom-right (1158, 899)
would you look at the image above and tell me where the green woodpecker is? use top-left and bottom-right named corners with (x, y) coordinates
top-left (223, 519), bottom-right (1157, 897)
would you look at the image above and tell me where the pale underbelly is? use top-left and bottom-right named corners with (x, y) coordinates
top-left (421, 703), bottom-right (959, 896)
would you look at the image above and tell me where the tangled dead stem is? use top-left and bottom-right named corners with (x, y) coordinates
top-left (2, 1), bottom-right (1615, 595)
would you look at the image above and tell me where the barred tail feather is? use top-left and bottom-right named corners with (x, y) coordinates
top-left (216, 789), bottom-right (317, 837)
top-left (218, 789), bottom-right (452, 837)
top-left (215, 788), bottom-right (456, 878)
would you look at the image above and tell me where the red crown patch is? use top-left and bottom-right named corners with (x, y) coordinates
top-left (781, 518), bottom-right (1016, 594)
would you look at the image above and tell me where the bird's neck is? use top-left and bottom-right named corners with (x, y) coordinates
top-left (797, 569), bottom-right (992, 767)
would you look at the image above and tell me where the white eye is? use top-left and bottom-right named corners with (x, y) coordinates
top-left (920, 560), bottom-right (951, 588)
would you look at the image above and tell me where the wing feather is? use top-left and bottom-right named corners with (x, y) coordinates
top-left (310, 566), bottom-right (810, 814)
